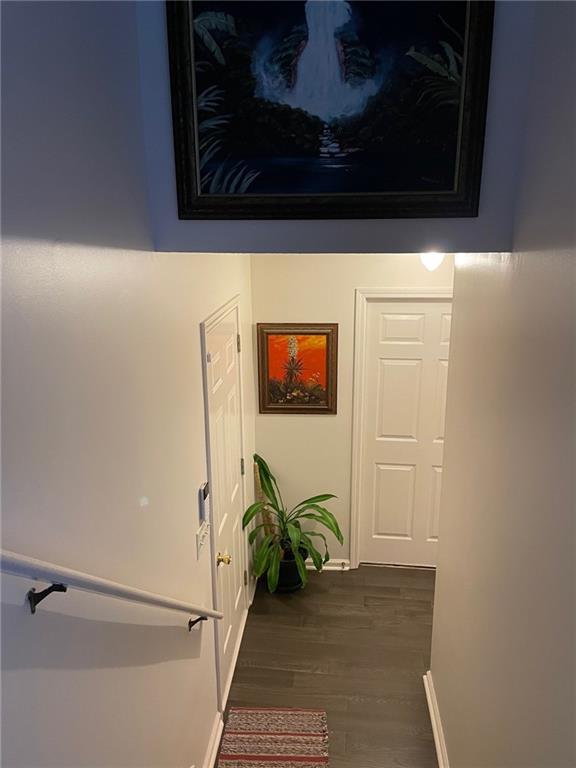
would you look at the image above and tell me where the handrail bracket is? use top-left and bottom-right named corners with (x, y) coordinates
top-left (188, 616), bottom-right (207, 631)
top-left (27, 583), bottom-right (68, 614)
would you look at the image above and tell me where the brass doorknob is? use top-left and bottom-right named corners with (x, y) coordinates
top-left (216, 552), bottom-right (232, 566)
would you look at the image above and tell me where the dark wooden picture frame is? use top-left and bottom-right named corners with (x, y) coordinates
top-left (166, 1), bottom-right (494, 220)
top-left (257, 323), bottom-right (338, 414)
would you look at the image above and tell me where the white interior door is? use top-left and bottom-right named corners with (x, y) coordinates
top-left (358, 298), bottom-right (452, 566)
top-left (202, 299), bottom-right (247, 707)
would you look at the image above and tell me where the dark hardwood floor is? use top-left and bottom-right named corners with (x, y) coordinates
top-left (227, 565), bottom-right (438, 768)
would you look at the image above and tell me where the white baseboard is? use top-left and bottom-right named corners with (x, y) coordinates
top-left (306, 558), bottom-right (350, 572)
top-left (423, 671), bottom-right (450, 768)
top-left (203, 711), bottom-right (224, 768)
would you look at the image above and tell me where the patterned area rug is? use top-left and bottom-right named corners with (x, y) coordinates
top-left (218, 707), bottom-right (329, 767)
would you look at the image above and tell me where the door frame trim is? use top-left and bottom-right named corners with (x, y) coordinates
top-left (201, 294), bottom-right (249, 712)
top-left (350, 287), bottom-right (453, 569)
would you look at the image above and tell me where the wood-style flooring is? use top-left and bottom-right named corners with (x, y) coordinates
top-left (227, 564), bottom-right (437, 768)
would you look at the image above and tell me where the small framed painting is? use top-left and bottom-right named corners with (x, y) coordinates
top-left (166, 0), bottom-right (494, 219)
top-left (257, 324), bottom-right (338, 414)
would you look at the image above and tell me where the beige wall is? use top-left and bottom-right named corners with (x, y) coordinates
top-left (429, 3), bottom-right (575, 765)
top-left (1, 3), bottom-right (256, 766)
top-left (430, 250), bottom-right (574, 767)
top-left (2, 244), bottom-right (256, 768)
top-left (251, 253), bottom-right (454, 561)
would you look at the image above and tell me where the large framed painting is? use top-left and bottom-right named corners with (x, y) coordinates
top-left (167, 0), bottom-right (494, 220)
top-left (257, 324), bottom-right (338, 414)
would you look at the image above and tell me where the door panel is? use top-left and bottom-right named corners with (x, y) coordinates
top-left (373, 463), bottom-right (416, 538)
top-left (434, 359), bottom-right (449, 442)
top-left (380, 313), bottom-right (425, 343)
top-left (427, 466), bottom-right (443, 542)
top-left (376, 359), bottom-right (422, 440)
top-left (203, 303), bottom-right (247, 705)
top-left (359, 299), bottom-right (451, 566)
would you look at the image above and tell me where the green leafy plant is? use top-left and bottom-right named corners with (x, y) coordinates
top-left (242, 454), bottom-right (343, 593)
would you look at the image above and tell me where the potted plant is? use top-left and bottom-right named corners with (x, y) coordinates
top-left (242, 454), bottom-right (343, 593)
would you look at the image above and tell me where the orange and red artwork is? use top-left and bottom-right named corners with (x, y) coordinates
top-left (257, 324), bottom-right (338, 414)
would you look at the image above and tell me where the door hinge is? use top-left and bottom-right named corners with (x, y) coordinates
top-left (236, 334), bottom-right (241, 353)
top-left (243, 570), bottom-right (248, 586)
top-left (240, 457), bottom-right (245, 476)
top-left (206, 352), bottom-right (212, 364)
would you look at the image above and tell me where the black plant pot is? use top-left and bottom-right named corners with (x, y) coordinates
top-left (276, 547), bottom-right (308, 593)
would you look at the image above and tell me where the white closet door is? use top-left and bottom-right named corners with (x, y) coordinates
top-left (203, 301), bottom-right (247, 705)
top-left (358, 300), bottom-right (451, 566)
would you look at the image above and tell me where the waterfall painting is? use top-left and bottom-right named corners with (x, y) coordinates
top-left (167, 1), bottom-right (494, 219)
top-left (257, 324), bottom-right (338, 414)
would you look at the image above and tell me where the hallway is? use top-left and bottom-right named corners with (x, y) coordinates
top-left (2, 2), bottom-right (575, 766)
top-left (228, 566), bottom-right (437, 768)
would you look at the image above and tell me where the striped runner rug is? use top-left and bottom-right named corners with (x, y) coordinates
top-left (218, 707), bottom-right (329, 767)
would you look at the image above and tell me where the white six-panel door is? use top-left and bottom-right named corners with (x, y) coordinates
top-left (357, 298), bottom-right (451, 566)
top-left (202, 299), bottom-right (248, 707)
